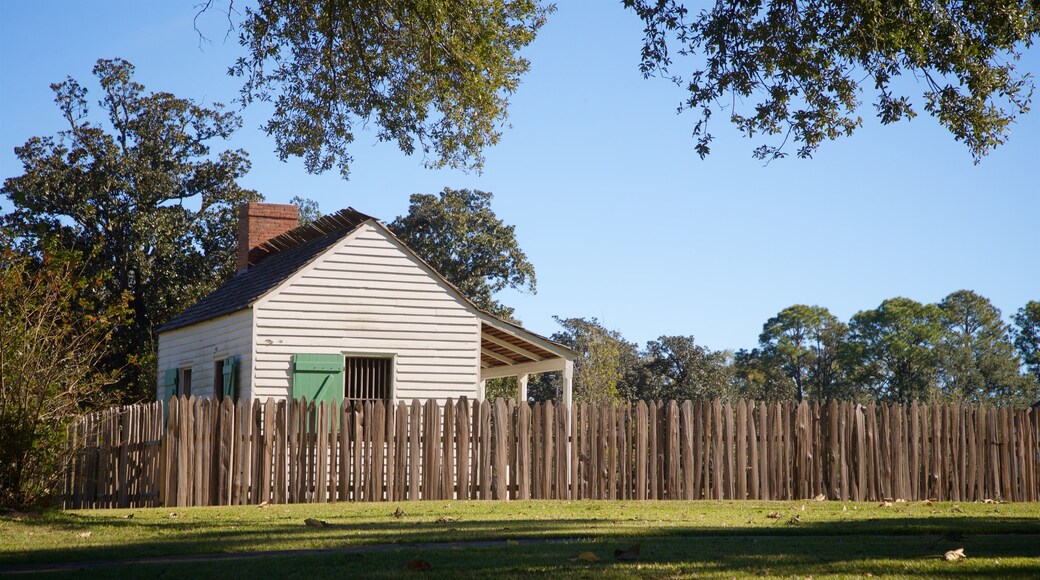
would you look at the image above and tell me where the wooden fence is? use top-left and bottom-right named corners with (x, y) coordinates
top-left (62, 397), bottom-right (1040, 509)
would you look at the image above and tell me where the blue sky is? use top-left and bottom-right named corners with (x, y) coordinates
top-left (2, 0), bottom-right (1038, 351)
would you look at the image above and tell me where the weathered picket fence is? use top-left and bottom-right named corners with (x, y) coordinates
top-left (62, 397), bottom-right (1040, 509)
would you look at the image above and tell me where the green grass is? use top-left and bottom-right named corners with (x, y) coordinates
top-left (2, 500), bottom-right (1039, 577)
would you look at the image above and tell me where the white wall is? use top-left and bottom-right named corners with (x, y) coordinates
top-left (155, 309), bottom-right (253, 400)
top-left (251, 223), bottom-right (481, 402)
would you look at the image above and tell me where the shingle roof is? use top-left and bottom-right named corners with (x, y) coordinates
top-left (158, 208), bottom-right (373, 333)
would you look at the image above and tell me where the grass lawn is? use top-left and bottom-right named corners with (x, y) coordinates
top-left (2, 500), bottom-right (1038, 577)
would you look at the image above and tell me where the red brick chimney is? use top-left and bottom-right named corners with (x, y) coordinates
top-left (237, 202), bottom-right (300, 272)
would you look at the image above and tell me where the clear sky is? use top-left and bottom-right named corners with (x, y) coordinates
top-left (2, 0), bottom-right (1038, 352)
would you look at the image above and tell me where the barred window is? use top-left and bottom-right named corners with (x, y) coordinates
top-left (345, 357), bottom-right (392, 401)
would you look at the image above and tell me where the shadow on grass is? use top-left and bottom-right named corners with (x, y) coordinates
top-left (2, 509), bottom-right (1039, 570)
top-left (10, 534), bottom-right (1040, 578)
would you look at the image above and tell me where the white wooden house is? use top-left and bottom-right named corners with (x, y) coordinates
top-left (156, 202), bottom-right (575, 407)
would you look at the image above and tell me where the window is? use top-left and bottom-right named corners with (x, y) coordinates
top-left (214, 356), bottom-right (239, 401)
top-left (344, 357), bottom-right (392, 402)
top-left (180, 368), bottom-right (192, 397)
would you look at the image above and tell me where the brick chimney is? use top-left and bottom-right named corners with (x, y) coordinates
top-left (237, 202), bottom-right (300, 272)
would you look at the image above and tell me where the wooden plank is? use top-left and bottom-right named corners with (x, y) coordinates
top-left (395, 402), bottom-right (409, 501)
top-left (723, 401), bottom-right (734, 500)
top-left (315, 401), bottom-right (329, 502)
top-left (747, 400), bottom-right (759, 500)
top-left (442, 399), bottom-right (455, 500)
top-left (711, 400), bottom-right (723, 500)
top-left (455, 399), bottom-right (470, 501)
top-left (261, 399), bottom-right (275, 504)
top-left (481, 399), bottom-right (494, 500)
top-left (408, 400), bottom-right (421, 500)
top-left (855, 404), bottom-right (866, 502)
top-left (667, 401), bottom-right (680, 499)
top-left (373, 400), bottom-right (387, 502)
top-left (494, 398), bottom-right (508, 500)
top-left (541, 401), bottom-right (553, 500)
top-left (574, 403), bottom-right (582, 503)
top-left (758, 402), bottom-right (770, 500)
top-left (607, 403), bottom-right (618, 500)
top-left (635, 401), bottom-right (648, 500)
top-left (274, 403), bottom-right (287, 507)
top-left (683, 400), bottom-right (696, 500)
top-left (518, 401), bottom-right (530, 500)
top-left (531, 402), bottom-right (542, 499)
top-left (352, 402), bottom-right (365, 501)
top-left (556, 401), bottom-right (569, 499)
top-left (648, 402), bottom-right (659, 500)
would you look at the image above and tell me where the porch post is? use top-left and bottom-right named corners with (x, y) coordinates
top-left (478, 379), bottom-right (487, 401)
top-left (518, 373), bottom-right (529, 403)
top-left (562, 359), bottom-right (573, 407)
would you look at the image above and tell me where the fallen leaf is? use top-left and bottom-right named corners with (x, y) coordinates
top-left (787, 515), bottom-right (801, 525)
top-left (123, 514), bottom-right (134, 519)
top-left (257, 501), bottom-right (270, 508)
top-left (168, 512), bottom-right (179, 518)
top-left (614, 543), bottom-right (641, 561)
top-left (434, 516), bottom-right (454, 524)
top-left (393, 507), bottom-right (405, 518)
top-left (813, 494), bottom-right (826, 501)
top-left (880, 501), bottom-right (893, 508)
top-left (895, 498), bottom-right (906, 503)
top-left (407, 558), bottom-right (432, 571)
top-left (842, 505), bottom-right (847, 512)
top-left (570, 551), bottom-right (599, 562)
top-left (766, 512), bottom-right (782, 519)
top-left (304, 518), bottom-right (328, 528)
top-left (77, 531), bottom-right (91, 538)
top-left (922, 500), bottom-right (933, 506)
top-left (944, 548), bottom-right (966, 562)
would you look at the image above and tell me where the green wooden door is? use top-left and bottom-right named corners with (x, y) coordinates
top-left (292, 354), bottom-right (343, 406)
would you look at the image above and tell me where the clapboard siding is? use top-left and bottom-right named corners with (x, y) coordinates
top-left (155, 310), bottom-right (253, 400)
top-left (252, 223), bottom-right (480, 401)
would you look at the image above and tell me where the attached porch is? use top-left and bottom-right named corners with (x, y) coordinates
top-left (477, 320), bottom-right (575, 404)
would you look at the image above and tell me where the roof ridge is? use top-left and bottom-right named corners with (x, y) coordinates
top-left (249, 207), bottom-right (375, 267)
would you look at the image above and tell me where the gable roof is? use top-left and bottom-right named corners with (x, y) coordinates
top-left (157, 208), bottom-right (373, 333)
top-left (158, 205), bottom-right (576, 360)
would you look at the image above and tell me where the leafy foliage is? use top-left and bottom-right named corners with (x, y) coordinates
top-left (536, 317), bottom-right (640, 404)
top-left (0, 234), bottom-right (129, 508)
top-left (625, 335), bottom-right (733, 401)
top-left (937, 291), bottom-right (1036, 404)
top-left (624, 0), bottom-right (1039, 162)
top-left (1, 59), bottom-right (260, 400)
top-left (1012, 300), bottom-right (1040, 383)
top-left (228, 0), bottom-right (552, 178)
top-left (388, 188), bottom-right (536, 320)
top-left (758, 305), bottom-right (849, 402)
top-left (846, 298), bottom-right (945, 402)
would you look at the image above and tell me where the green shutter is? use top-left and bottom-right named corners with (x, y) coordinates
top-left (222, 356), bottom-right (239, 401)
top-left (163, 368), bottom-right (178, 402)
top-left (292, 354), bottom-right (343, 407)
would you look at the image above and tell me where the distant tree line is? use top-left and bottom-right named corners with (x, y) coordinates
top-left (519, 294), bottom-right (1040, 407)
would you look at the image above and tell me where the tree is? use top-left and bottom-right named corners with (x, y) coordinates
top-left (731, 347), bottom-right (797, 402)
top-left (223, 0), bottom-right (552, 178)
top-left (758, 305), bottom-right (849, 402)
top-left (388, 188), bottom-right (536, 319)
top-left (1013, 300), bottom-right (1040, 383)
top-left (937, 290), bottom-right (1036, 404)
top-left (1, 59), bottom-right (259, 400)
top-left (540, 317), bottom-right (639, 404)
top-left (847, 298), bottom-right (944, 402)
top-left (0, 233), bottom-right (129, 508)
top-left (624, 0), bottom-right (1038, 162)
top-left (629, 335), bottom-right (733, 401)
